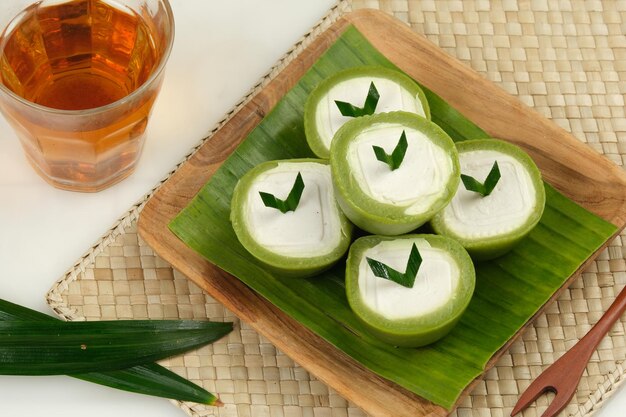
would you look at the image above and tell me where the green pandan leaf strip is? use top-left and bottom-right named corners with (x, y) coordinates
top-left (366, 243), bottom-right (422, 288)
top-left (372, 130), bottom-right (408, 171)
top-left (0, 299), bottom-right (222, 406)
top-left (461, 161), bottom-right (501, 196)
top-left (259, 172), bottom-right (305, 213)
top-left (0, 298), bottom-right (226, 405)
top-left (335, 81), bottom-right (379, 117)
top-left (0, 320), bottom-right (233, 375)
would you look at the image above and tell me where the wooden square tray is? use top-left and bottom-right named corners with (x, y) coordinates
top-left (137, 9), bottom-right (626, 417)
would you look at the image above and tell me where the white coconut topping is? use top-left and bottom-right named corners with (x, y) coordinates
top-left (244, 162), bottom-right (343, 258)
top-left (358, 239), bottom-right (459, 321)
top-left (346, 123), bottom-right (453, 215)
top-left (315, 76), bottom-right (426, 152)
top-left (441, 150), bottom-right (537, 238)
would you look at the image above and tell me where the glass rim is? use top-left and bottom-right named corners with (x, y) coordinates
top-left (0, 0), bottom-right (176, 116)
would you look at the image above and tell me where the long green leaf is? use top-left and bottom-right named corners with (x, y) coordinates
top-left (0, 317), bottom-right (232, 375)
top-left (72, 363), bottom-right (220, 405)
top-left (0, 299), bottom-right (219, 404)
top-left (169, 26), bottom-right (617, 409)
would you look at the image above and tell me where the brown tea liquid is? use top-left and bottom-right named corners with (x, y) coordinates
top-left (0, 0), bottom-right (163, 191)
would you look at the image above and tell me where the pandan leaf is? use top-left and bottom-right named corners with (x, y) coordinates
top-left (461, 161), bottom-right (501, 196)
top-left (366, 243), bottom-right (422, 288)
top-left (259, 172), bottom-right (305, 213)
top-left (372, 130), bottom-right (408, 171)
top-left (0, 299), bottom-right (221, 404)
top-left (335, 81), bottom-right (379, 117)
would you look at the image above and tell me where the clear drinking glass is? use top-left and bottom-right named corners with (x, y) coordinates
top-left (0, 0), bottom-right (174, 192)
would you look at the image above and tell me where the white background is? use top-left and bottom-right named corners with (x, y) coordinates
top-left (0, 1), bottom-right (623, 416)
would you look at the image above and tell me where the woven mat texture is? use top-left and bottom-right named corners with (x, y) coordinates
top-left (47, 1), bottom-right (626, 417)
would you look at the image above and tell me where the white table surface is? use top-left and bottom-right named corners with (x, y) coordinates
top-left (0, 1), bottom-right (623, 416)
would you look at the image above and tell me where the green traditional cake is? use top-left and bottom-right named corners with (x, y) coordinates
top-left (431, 139), bottom-right (546, 260)
top-left (230, 159), bottom-right (353, 277)
top-left (304, 66), bottom-right (430, 159)
top-left (330, 111), bottom-right (459, 235)
top-left (345, 234), bottom-right (475, 347)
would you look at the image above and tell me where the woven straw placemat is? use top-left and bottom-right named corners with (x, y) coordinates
top-left (47, 1), bottom-right (626, 416)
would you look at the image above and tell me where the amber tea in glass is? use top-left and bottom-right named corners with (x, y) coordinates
top-left (0, 0), bottom-right (174, 191)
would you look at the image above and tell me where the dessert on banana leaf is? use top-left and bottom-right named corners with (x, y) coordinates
top-left (431, 139), bottom-right (546, 260)
top-left (230, 159), bottom-right (353, 277)
top-left (304, 66), bottom-right (430, 159)
top-left (345, 234), bottom-right (475, 347)
top-left (330, 111), bottom-right (459, 235)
